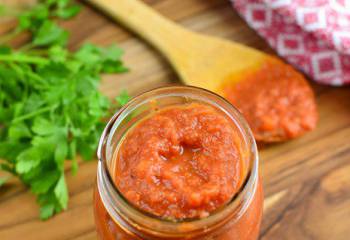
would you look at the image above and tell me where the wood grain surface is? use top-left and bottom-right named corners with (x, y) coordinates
top-left (0, 1), bottom-right (350, 239)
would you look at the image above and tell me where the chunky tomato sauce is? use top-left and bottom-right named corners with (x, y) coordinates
top-left (223, 57), bottom-right (318, 142)
top-left (114, 103), bottom-right (243, 219)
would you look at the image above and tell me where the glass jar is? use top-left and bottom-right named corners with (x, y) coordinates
top-left (94, 86), bottom-right (263, 240)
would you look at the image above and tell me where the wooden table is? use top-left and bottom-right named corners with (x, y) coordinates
top-left (1, 1), bottom-right (350, 239)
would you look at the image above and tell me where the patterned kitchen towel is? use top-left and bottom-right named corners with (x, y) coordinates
top-left (232, 0), bottom-right (350, 86)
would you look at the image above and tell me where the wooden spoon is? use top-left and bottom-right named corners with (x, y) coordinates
top-left (87, 0), bottom-right (318, 142)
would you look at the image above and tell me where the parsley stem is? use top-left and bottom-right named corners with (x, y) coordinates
top-left (26, 49), bottom-right (48, 55)
top-left (0, 54), bottom-right (48, 64)
top-left (12, 105), bottom-right (58, 123)
top-left (0, 29), bottom-right (21, 45)
top-left (19, 42), bottom-right (35, 52)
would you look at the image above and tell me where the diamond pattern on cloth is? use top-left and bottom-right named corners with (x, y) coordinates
top-left (232, 0), bottom-right (350, 85)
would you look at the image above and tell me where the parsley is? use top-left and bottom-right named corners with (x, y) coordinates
top-left (0, 176), bottom-right (9, 187)
top-left (116, 90), bottom-right (130, 107)
top-left (0, 0), bottom-right (129, 220)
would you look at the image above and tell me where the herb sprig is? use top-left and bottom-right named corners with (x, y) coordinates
top-left (0, 0), bottom-right (129, 219)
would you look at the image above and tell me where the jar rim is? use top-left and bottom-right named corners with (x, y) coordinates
top-left (96, 85), bottom-right (259, 237)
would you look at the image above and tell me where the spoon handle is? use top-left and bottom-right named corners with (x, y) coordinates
top-left (87, 0), bottom-right (193, 56)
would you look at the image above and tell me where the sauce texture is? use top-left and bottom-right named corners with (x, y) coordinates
top-left (114, 103), bottom-right (243, 219)
top-left (223, 57), bottom-right (318, 142)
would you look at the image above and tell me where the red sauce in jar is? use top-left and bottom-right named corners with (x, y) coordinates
top-left (114, 103), bottom-right (244, 219)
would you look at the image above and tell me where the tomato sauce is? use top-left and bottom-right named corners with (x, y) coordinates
top-left (223, 57), bottom-right (318, 142)
top-left (114, 103), bottom-right (243, 219)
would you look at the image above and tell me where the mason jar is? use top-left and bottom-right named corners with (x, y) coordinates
top-left (94, 86), bottom-right (263, 240)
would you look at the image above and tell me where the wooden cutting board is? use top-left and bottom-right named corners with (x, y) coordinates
top-left (0, 1), bottom-right (349, 239)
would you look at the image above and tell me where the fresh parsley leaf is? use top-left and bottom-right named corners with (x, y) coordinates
top-left (74, 43), bottom-right (102, 66)
top-left (15, 147), bottom-right (42, 174)
top-left (48, 45), bottom-right (68, 62)
top-left (0, 141), bottom-right (28, 163)
top-left (77, 139), bottom-right (97, 161)
top-left (33, 20), bottom-right (68, 46)
top-left (74, 43), bottom-right (129, 73)
top-left (30, 4), bottom-right (49, 20)
top-left (8, 122), bottom-right (32, 141)
top-left (0, 176), bottom-right (9, 187)
top-left (18, 13), bottom-right (32, 31)
top-left (39, 202), bottom-right (55, 220)
top-left (31, 170), bottom-right (60, 194)
top-left (56, 0), bottom-right (70, 8)
top-left (116, 90), bottom-right (130, 106)
top-left (32, 117), bottom-right (57, 136)
top-left (54, 135), bottom-right (68, 170)
top-left (102, 60), bottom-right (128, 73)
top-left (101, 44), bottom-right (124, 61)
top-left (55, 5), bottom-right (81, 19)
top-left (54, 174), bottom-right (68, 209)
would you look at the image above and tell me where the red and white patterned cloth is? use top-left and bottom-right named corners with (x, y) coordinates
top-left (232, 0), bottom-right (350, 86)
